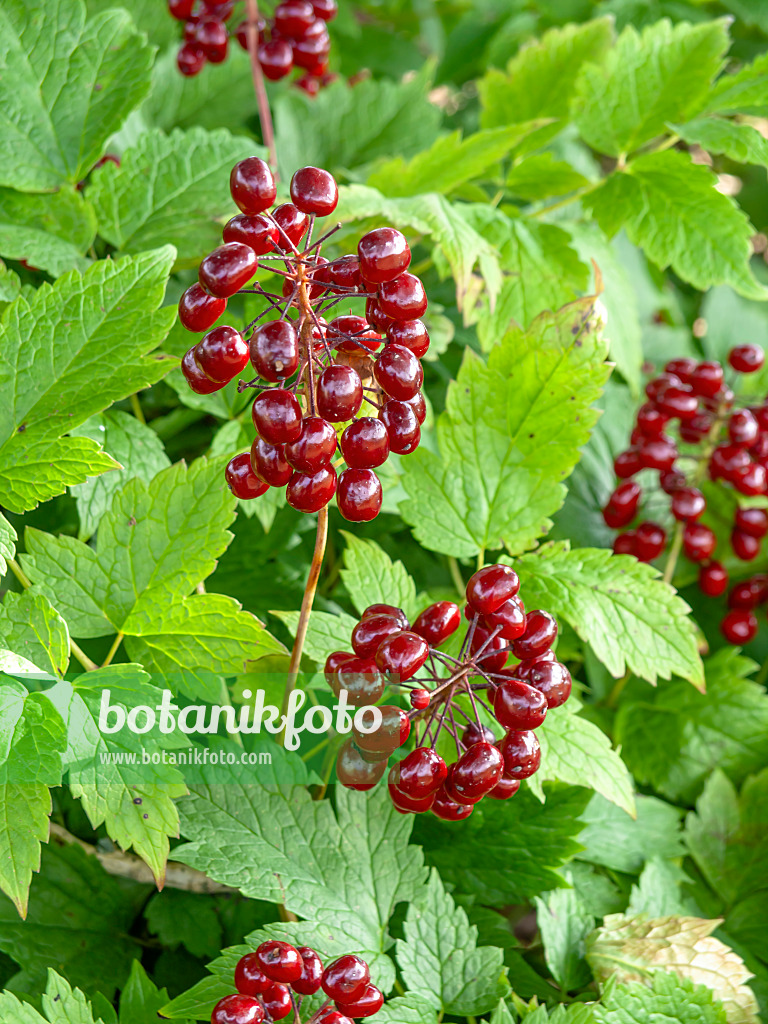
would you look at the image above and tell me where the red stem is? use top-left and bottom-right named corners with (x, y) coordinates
top-left (245, 0), bottom-right (278, 175)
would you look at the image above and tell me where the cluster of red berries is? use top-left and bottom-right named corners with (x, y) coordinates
top-left (170, 0), bottom-right (337, 95)
top-left (325, 564), bottom-right (572, 821)
top-left (212, 942), bottom-right (382, 1024)
top-left (603, 344), bottom-right (768, 645)
top-left (179, 158), bottom-right (429, 522)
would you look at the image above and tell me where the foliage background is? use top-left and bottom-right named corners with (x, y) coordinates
top-left (1, 0), bottom-right (768, 1021)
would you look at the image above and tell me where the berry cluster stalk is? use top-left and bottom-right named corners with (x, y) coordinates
top-left (244, 0), bottom-right (277, 173)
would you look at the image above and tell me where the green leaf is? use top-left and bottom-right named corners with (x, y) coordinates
top-left (367, 125), bottom-right (549, 198)
top-left (515, 543), bottom-right (703, 687)
top-left (506, 153), bottom-right (591, 201)
top-left (479, 18), bottom-right (614, 153)
top-left (119, 960), bottom-right (175, 1024)
top-left (0, 841), bottom-right (145, 997)
top-left (574, 19), bottom-right (730, 157)
top-left (271, 609), bottom-right (358, 666)
top-left (396, 868), bottom-right (509, 1015)
top-left (414, 783), bottom-right (590, 905)
top-left (70, 411), bottom-right (171, 540)
top-left (535, 699), bottom-right (635, 816)
top-left (593, 972), bottom-right (728, 1024)
top-left (0, 590), bottom-right (69, 676)
top-left (0, 188), bottom-right (96, 277)
top-left (0, 513), bottom-right (17, 577)
top-left (615, 649), bottom-right (768, 803)
top-left (587, 914), bottom-right (759, 1024)
top-left (585, 150), bottom-right (766, 300)
top-left (0, 969), bottom-right (110, 1024)
top-left (0, 263), bottom-right (22, 308)
top-left (375, 995), bottom-right (439, 1024)
top-left (0, 0), bottom-right (153, 190)
top-left (534, 874), bottom-right (594, 992)
top-left (672, 117), bottom-right (768, 167)
top-left (0, 247), bottom-right (177, 513)
top-left (88, 127), bottom-right (260, 269)
top-left (627, 858), bottom-right (691, 919)
top-left (576, 793), bottom-right (685, 875)
top-left (145, 890), bottom-right (222, 960)
top-left (339, 534), bottom-right (418, 620)
top-left (707, 52), bottom-right (768, 115)
top-left (400, 296), bottom-right (609, 558)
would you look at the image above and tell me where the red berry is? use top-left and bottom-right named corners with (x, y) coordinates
top-left (251, 438), bottom-right (292, 487)
top-left (379, 400), bottom-right (420, 453)
top-left (177, 43), bottom-right (206, 76)
top-left (181, 347), bottom-right (226, 394)
top-left (679, 412), bottom-right (714, 444)
top-left (195, 326), bottom-right (249, 383)
top-left (287, 465), bottom-right (337, 512)
top-left (179, 282), bottom-right (226, 332)
top-left (262, 984), bottom-right (292, 1021)
top-left (336, 739), bottom-right (387, 790)
top-left (732, 462), bottom-right (767, 496)
top-left (389, 783), bottom-right (435, 813)
top-left (386, 319), bottom-right (429, 358)
top-left (410, 688), bottom-right (430, 710)
top-left (225, 453), bottom-right (269, 499)
top-left (290, 166), bottom-right (339, 216)
top-left (317, 365), bottom-right (363, 421)
top-left (199, 243), bottom-right (257, 298)
top-left (499, 730), bottom-right (541, 779)
top-left (223, 213), bottom-right (279, 255)
top-left (353, 704), bottom-right (410, 754)
top-left (390, 747), bottom-right (447, 798)
top-left (250, 321), bottom-right (299, 382)
top-left (603, 481), bottom-right (641, 529)
top-left (212, 994), bottom-right (265, 1024)
top-left (322, 956), bottom-right (370, 1003)
top-left (493, 678), bottom-right (548, 730)
top-left (256, 941), bottom-right (303, 983)
top-left (292, 23), bottom-right (330, 69)
top-left (462, 722), bottom-right (496, 746)
top-left (432, 785), bottom-right (473, 820)
top-left (683, 522), bottom-right (716, 562)
top-left (699, 561), bottom-right (729, 597)
top-left (341, 418), bottom-right (390, 469)
top-left (378, 273), bottom-right (427, 321)
top-left (486, 775), bottom-right (521, 800)
top-left (729, 408), bottom-right (759, 446)
top-left (665, 357), bottom-right (697, 382)
top-left (169, 0), bottom-right (195, 18)
top-left (336, 984), bottom-right (384, 1019)
top-left (412, 602), bottom-right (461, 646)
top-left (375, 631), bottom-right (429, 681)
top-left (235, 954), bottom-right (271, 996)
top-left (351, 614), bottom-right (403, 659)
top-left (510, 610), bottom-right (557, 659)
top-left (334, 657), bottom-right (384, 705)
top-left (728, 576), bottom-right (768, 609)
top-left (195, 16), bottom-right (228, 62)
top-left (634, 521), bottom-right (667, 562)
top-left (293, 948), bottom-right (323, 995)
top-left (285, 416), bottom-right (337, 473)
top-left (637, 438), bottom-right (677, 472)
top-left (735, 507), bottom-right (768, 538)
top-left (252, 388), bottom-right (303, 445)
top-left (374, 344), bottom-right (424, 400)
top-left (230, 157), bottom-right (276, 214)
top-left (449, 742), bottom-right (504, 801)
top-left (729, 344), bottom-right (764, 373)
top-left (362, 604), bottom-right (410, 628)
top-left (274, 0), bottom-right (315, 37)
top-left (690, 361), bottom-right (724, 397)
top-left (613, 531), bottom-right (636, 556)
top-left (523, 659), bottom-right (572, 708)
top-left (365, 297), bottom-right (394, 333)
top-left (338, 469), bottom-right (383, 522)
top-left (466, 564), bottom-right (519, 614)
top-left (670, 487), bottom-right (706, 522)
top-left (635, 403), bottom-right (669, 437)
top-left (655, 382), bottom-right (698, 420)
top-left (731, 528), bottom-right (761, 561)
top-left (272, 204), bottom-right (309, 249)
top-left (258, 38), bottom-right (294, 79)
top-left (470, 627), bottom-right (508, 672)
top-left (312, 0), bottom-right (338, 18)
top-left (482, 596), bottom-right (527, 640)
top-left (721, 608), bottom-right (758, 644)
top-left (614, 449), bottom-right (643, 478)
top-left (358, 228), bottom-right (411, 283)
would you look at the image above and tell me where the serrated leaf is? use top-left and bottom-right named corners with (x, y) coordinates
top-left (616, 649), bottom-right (768, 803)
top-left (376, 995), bottom-right (439, 1024)
top-left (587, 914), bottom-right (759, 1024)
top-left (479, 19), bottom-right (614, 154)
top-left (0, 247), bottom-right (177, 512)
top-left (367, 125), bottom-right (549, 198)
top-left (0, 263), bottom-right (21, 307)
top-left (0, 0), bottom-right (153, 190)
top-left (627, 858), bottom-right (691, 919)
top-left (119, 960), bottom-right (175, 1024)
top-left (0, 188), bottom-right (96, 277)
top-left (70, 411), bottom-right (170, 540)
top-left (89, 127), bottom-right (260, 269)
top-left (534, 874), bottom-right (595, 992)
top-left (414, 783), bottom-right (590, 905)
top-left (271, 609), bottom-right (358, 666)
top-left (506, 153), bottom-right (591, 201)
top-left (514, 543), bottom-right (703, 687)
top-left (339, 534), bottom-right (418, 620)
top-left (0, 590), bottom-right (69, 677)
top-left (593, 971), bottom-right (728, 1024)
top-left (574, 19), bottom-right (730, 157)
top-left (586, 150), bottom-right (766, 300)
top-left (0, 968), bottom-right (110, 1024)
top-left (535, 699), bottom-right (635, 816)
top-left (0, 513), bottom-right (16, 577)
top-left (707, 52), bottom-right (768, 114)
top-left (396, 869), bottom-right (508, 1015)
top-left (672, 117), bottom-right (768, 167)
top-left (576, 793), bottom-right (685, 875)
top-left (399, 296), bottom-right (610, 558)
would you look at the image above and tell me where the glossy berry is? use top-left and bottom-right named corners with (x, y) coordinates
top-left (199, 243), bottom-right (257, 298)
top-left (341, 418), bottom-right (390, 469)
top-left (728, 576), bottom-right (768, 609)
top-left (224, 213), bottom-right (279, 255)
top-left (287, 465), bottom-right (338, 513)
top-left (290, 166), bottom-right (339, 216)
top-left (699, 561), bottom-right (729, 597)
top-left (182, 347), bottom-right (226, 394)
top-left (262, 984), bottom-right (292, 1021)
top-left (487, 775), bottom-right (521, 800)
top-left (670, 487), bottom-right (706, 521)
top-left (386, 319), bottom-right (429, 358)
top-left (285, 416), bottom-right (337, 474)
top-left (258, 39), bottom-right (294, 79)
top-left (493, 678), bottom-right (548, 730)
top-left (317, 365), bottom-right (363, 421)
top-left (336, 740), bottom-right (387, 790)
top-left (293, 26), bottom-right (331, 69)
top-left (195, 16), bottom-right (228, 62)
top-left (412, 602), bottom-right (461, 646)
top-left (379, 400), bottom-right (420, 453)
top-left (603, 481), bottom-right (641, 528)
top-left (729, 345), bottom-right (765, 373)
top-left (338, 469), bottom-right (383, 522)
top-left (273, 204), bottom-right (309, 249)
top-left (353, 704), bottom-right (410, 754)
top-left (179, 282), bottom-right (226, 332)
top-left (336, 985), bottom-right (384, 1019)
top-left (390, 747), bottom-right (447, 798)
top-left (462, 722), bottom-right (496, 746)
top-left (252, 389), bottom-right (303, 445)
top-left (721, 609), bottom-right (758, 644)
top-left (374, 344), bottom-right (424, 400)
top-left (432, 786), bottom-right (473, 821)
top-left (729, 408), bottom-right (759, 446)
top-left (378, 273), bottom-right (428, 321)
top-left (351, 614), bottom-right (403, 659)
top-left (169, 0), bottom-right (195, 17)
top-left (375, 631), bottom-right (429, 681)
top-left (510, 610), bottom-right (557, 659)
top-left (470, 627), bottom-right (508, 672)
top-left (177, 43), bottom-right (206, 76)
top-left (365, 297), bottom-right (394, 333)
top-left (410, 688), bottom-right (430, 710)
top-left (522, 660), bottom-right (572, 708)
top-left (251, 438), bottom-right (292, 487)
top-left (211, 994), bottom-right (265, 1024)
top-left (334, 657), bottom-right (384, 706)
top-left (274, 0), bottom-right (315, 36)
top-left (500, 730), bottom-right (541, 779)
top-left (448, 742), bottom-right (504, 801)
top-left (735, 507), bottom-right (768, 537)
top-left (613, 531), bottom-right (636, 556)
top-left (634, 521), bottom-right (667, 562)
top-left (226, 453), bottom-right (269, 499)
top-left (293, 947), bottom-right (323, 995)
top-left (482, 596), bottom-right (527, 640)
top-left (466, 565), bottom-right (520, 615)
top-left (731, 528), bottom-right (761, 561)
top-left (682, 522), bottom-right (716, 562)
top-left (255, 941), bottom-right (303, 983)
top-left (637, 439), bottom-right (677, 473)
top-left (235, 954), bottom-right (271, 997)
top-left (358, 228), bottom-right (411, 283)
top-left (196, 326), bottom-right (249, 383)
top-left (250, 321), bottom-right (299, 382)
top-left (322, 956), bottom-right (370, 1003)
top-left (690, 361), bottom-right (724, 397)
top-left (230, 157), bottom-right (276, 214)
top-left (362, 604), bottom-right (410, 628)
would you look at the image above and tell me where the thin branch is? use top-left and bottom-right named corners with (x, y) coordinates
top-left (245, 0), bottom-right (277, 174)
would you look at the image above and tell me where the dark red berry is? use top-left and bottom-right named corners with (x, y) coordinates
top-left (603, 481), bottom-right (641, 528)
top-left (223, 213), bottom-right (279, 255)
top-left (731, 528), bottom-right (761, 561)
top-left (390, 747), bottom-right (447, 798)
top-left (614, 449), bottom-right (642, 478)
top-left (199, 243), bottom-right (257, 298)
top-left (646, 372), bottom-right (681, 403)
top-left (235, 954), bottom-right (271, 997)
top-left (379, 400), bottom-right (420, 453)
top-left (690, 361), bottom-right (724, 397)
top-left (365, 297), bottom-right (394, 333)
top-left (735, 507), bottom-right (768, 538)
top-left (613, 531), bottom-right (636, 555)
top-left (312, 0), bottom-right (337, 17)
top-left (388, 784), bottom-right (434, 814)
top-left (362, 604), bottom-right (410, 628)
top-left (432, 786), bottom-right (474, 820)
top-left (482, 596), bottom-right (526, 640)
top-left (169, 0), bottom-right (194, 17)
top-left (655, 383), bottom-right (698, 420)
top-left (679, 412), bottom-right (714, 444)
top-left (523, 660), bottom-right (572, 708)
top-left (729, 344), bottom-right (764, 373)
top-left (317, 365), bottom-right (363, 421)
top-left (512, 650), bottom-right (556, 679)
top-left (230, 157), bottom-right (276, 214)
top-left (487, 775), bottom-right (521, 800)
top-left (338, 469), bottom-right (382, 522)
top-left (285, 416), bottom-right (337, 473)
top-left (728, 576), bottom-right (768, 609)
top-left (287, 465), bottom-right (337, 513)
top-left (358, 228), bottom-right (411, 283)
top-left (470, 627), bottom-right (508, 672)
top-left (182, 347), bottom-right (226, 394)
top-left (671, 487), bottom-right (706, 521)
top-left (334, 657), bottom-right (384, 705)
top-left (510, 610), bottom-right (557, 660)
top-left (336, 739), bottom-right (387, 790)
top-left (410, 688), bottom-right (430, 710)
top-left (378, 273), bottom-right (427, 321)
top-left (250, 321), bottom-right (299, 382)
top-left (272, 204), bottom-right (309, 249)
top-left (634, 521), bottom-right (667, 562)
top-left (250, 438), bottom-right (292, 487)
top-left (262, 984), bottom-right (292, 1021)
top-left (336, 984), bottom-right (384, 1019)
top-left (375, 631), bottom-right (429, 681)
top-left (637, 439), bottom-right (677, 472)
top-left (351, 614), bottom-right (403, 659)
top-left (683, 522), bottom-right (716, 562)
top-left (353, 704), bottom-right (410, 754)
top-left (274, 0), bottom-right (315, 37)
top-left (292, 24), bottom-right (330, 69)
top-left (500, 730), bottom-right (541, 778)
top-left (699, 561), bottom-right (729, 597)
top-left (386, 319), bottom-right (429, 358)
top-left (729, 409), bottom-right (759, 446)
top-left (256, 941), bottom-right (303, 984)
top-left (212, 994), bottom-right (265, 1024)
top-left (258, 38), bottom-right (294, 79)
top-left (721, 608), bottom-right (758, 644)
top-left (177, 43), bottom-right (206, 76)
top-left (293, 948), bottom-right (323, 995)
top-left (412, 602), bottom-right (461, 646)
top-left (493, 678), bottom-right (548, 730)
top-left (732, 462), bottom-right (767, 496)
top-left (179, 282), bottom-right (226, 332)
top-left (448, 742), bottom-right (504, 801)
top-left (195, 16), bottom-right (228, 62)
top-left (374, 344), bottom-right (424, 400)
top-left (226, 453), bottom-right (269, 499)
top-left (252, 388), bottom-right (303, 444)
top-left (462, 722), bottom-right (496, 746)
top-left (322, 956), bottom-right (370, 1003)
top-left (466, 564), bottom-right (520, 614)
top-left (664, 357), bottom-right (697, 382)
top-left (635, 403), bottom-right (669, 437)
top-left (341, 418), bottom-right (390, 469)
top-left (196, 326), bottom-right (249, 382)
top-left (290, 166), bottom-right (339, 216)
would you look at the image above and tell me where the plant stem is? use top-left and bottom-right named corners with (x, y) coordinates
top-left (245, 0), bottom-right (277, 174)
top-left (101, 632), bottom-right (124, 668)
top-left (7, 556), bottom-right (31, 589)
top-left (448, 556), bottom-right (465, 597)
top-left (129, 393), bottom-right (146, 425)
top-left (476, 549), bottom-right (485, 572)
